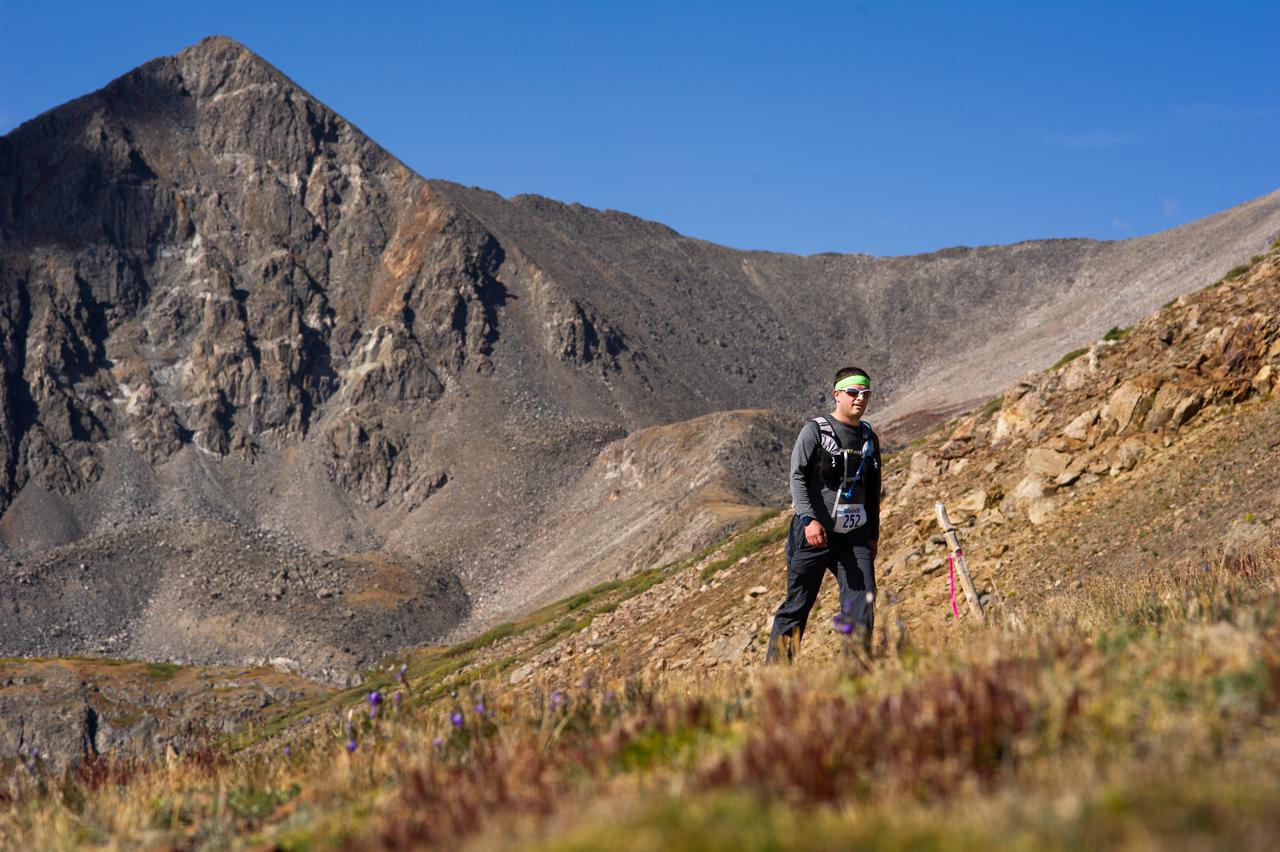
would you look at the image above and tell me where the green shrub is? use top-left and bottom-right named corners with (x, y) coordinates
top-left (701, 511), bottom-right (787, 582)
top-left (227, 784), bottom-right (301, 819)
top-left (1225, 264), bottom-right (1250, 280)
top-left (144, 662), bottom-right (181, 681)
top-left (447, 622), bottom-right (516, 656)
top-left (1053, 348), bottom-right (1088, 370)
top-left (1103, 326), bottom-right (1129, 342)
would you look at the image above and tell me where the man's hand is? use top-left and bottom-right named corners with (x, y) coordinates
top-left (804, 520), bottom-right (827, 548)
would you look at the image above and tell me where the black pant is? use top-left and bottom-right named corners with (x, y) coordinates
top-left (766, 516), bottom-right (875, 661)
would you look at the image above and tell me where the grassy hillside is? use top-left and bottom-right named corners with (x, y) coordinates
top-left (2, 245), bottom-right (1280, 849)
top-left (4, 529), bottom-right (1276, 850)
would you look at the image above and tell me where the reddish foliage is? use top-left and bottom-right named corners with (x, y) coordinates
top-left (72, 745), bottom-right (229, 794)
top-left (368, 741), bottom-right (563, 849)
top-left (73, 754), bottom-right (149, 793)
top-left (700, 659), bottom-right (1074, 802)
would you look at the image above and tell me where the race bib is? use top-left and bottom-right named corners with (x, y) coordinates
top-left (833, 502), bottom-right (867, 532)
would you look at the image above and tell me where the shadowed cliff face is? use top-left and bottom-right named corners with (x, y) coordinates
top-left (0, 38), bottom-right (510, 677)
top-left (1, 37), bottom-right (1278, 679)
top-left (0, 36), bottom-right (505, 503)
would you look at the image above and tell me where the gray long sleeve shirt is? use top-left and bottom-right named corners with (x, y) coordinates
top-left (789, 416), bottom-right (882, 540)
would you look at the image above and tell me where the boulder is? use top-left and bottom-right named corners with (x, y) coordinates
top-left (1085, 452), bottom-right (1111, 474)
top-left (1061, 350), bottom-right (1097, 390)
top-left (991, 390), bottom-right (1044, 443)
top-left (1169, 392), bottom-right (1204, 428)
top-left (1109, 438), bottom-right (1146, 474)
top-left (1009, 473), bottom-right (1051, 502)
top-left (1001, 473), bottom-right (1052, 517)
top-left (1025, 447), bottom-right (1072, 478)
top-left (881, 547), bottom-right (917, 578)
top-left (1062, 343), bottom-right (1117, 390)
top-left (710, 630), bottom-right (755, 664)
top-left (1181, 306), bottom-right (1201, 337)
top-left (1054, 459), bottom-right (1088, 486)
top-left (955, 489), bottom-right (990, 514)
top-left (949, 416), bottom-right (978, 442)
top-left (1062, 408), bottom-right (1099, 441)
top-left (1101, 380), bottom-right (1154, 434)
top-left (977, 508), bottom-right (1006, 526)
top-left (900, 452), bottom-right (937, 496)
top-left (1145, 384), bottom-right (1191, 432)
top-left (1253, 364), bottom-right (1274, 395)
top-left (1027, 497), bottom-right (1059, 525)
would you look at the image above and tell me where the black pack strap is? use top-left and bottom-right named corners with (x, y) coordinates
top-left (843, 422), bottom-right (878, 499)
top-left (812, 415), bottom-right (843, 456)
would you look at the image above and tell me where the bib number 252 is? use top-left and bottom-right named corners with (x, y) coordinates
top-left (834, 503), bottom-right (867, 532)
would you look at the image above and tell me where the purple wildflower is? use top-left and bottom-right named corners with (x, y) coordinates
top-left (368, 690), bottom-right (382, 706)
top-left (370, 705), bottom-right (379, 719)
top-left (283, 745), bottom-right (292, 758)
top-left (550, 690), bottom-right (565, 709)
top-left (433, 737), bottom-right (445, 749)
top-left (474, 702), bottom-right (485, 716)
top-left (392, 690), bottom-right (403, 705)
top-left (450, 711), bottom-right (463, 728)
top-left (833, 614), bottom-right (854, 635)
top-left (396, 663), bottom-right (408, 682)
top-left (346, 739), bottom-right (357, 754)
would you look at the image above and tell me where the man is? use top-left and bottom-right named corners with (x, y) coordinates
top-left (765, 367), bottom-right (882, 662)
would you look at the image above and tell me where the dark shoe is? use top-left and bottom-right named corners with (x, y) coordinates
top-left (765, 628), bottom-right (802, 664)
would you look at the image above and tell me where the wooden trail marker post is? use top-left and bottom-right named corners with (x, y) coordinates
top-left (935, 501), bottom-right (985, 623)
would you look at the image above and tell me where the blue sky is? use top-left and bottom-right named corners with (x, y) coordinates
top-left (2, 1), bottom-right (1277, 256)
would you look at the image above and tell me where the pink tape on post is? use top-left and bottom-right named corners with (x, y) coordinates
top-left (948, 551), bottom-right (962, 618)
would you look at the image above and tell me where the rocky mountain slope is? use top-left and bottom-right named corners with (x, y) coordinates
top-left (0, 657), bottom-right (324, 771)
top-left (2, 36), bottom-right (1278, 680)
top-left (373, 238), bottom-right (1280, 692)
top-left (6, 237), bottom-right (1278, 776)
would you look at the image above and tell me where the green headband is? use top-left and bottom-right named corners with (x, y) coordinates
top-left (834, 375), bottom-right (871, 391)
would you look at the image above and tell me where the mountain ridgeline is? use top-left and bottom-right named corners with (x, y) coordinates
top-left (1, 36), bottom-right (1278, 680)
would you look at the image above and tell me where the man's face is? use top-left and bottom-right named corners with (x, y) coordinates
top-left (834, 385), bottom-right (871, 419)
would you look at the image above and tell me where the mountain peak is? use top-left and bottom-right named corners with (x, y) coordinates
top-left (170, 35), bottom-right (282, 81)
top-left (160, 34), bottom-right (305, 103)
top-left (180, 34), bottom-right (253, 56)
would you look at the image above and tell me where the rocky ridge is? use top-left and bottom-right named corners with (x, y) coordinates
top-left (0, 657), bottom-right (324, 771)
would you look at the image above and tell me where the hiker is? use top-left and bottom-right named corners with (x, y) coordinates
top-left (766, 367), bottom-right (882, 662)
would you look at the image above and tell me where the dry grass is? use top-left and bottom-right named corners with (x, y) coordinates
top-left (3, 530), bottom-right (1278, 850)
